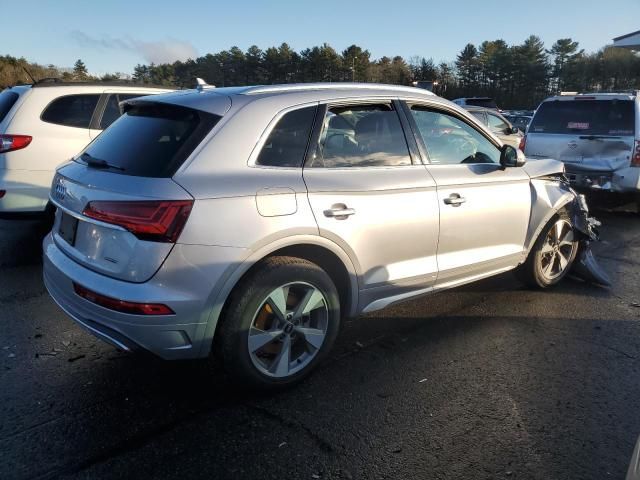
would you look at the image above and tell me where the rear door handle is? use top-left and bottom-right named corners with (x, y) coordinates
top-left (443, 194), bottom-right (466, 206)
top-left (324, 205), bottom-right (356, 219)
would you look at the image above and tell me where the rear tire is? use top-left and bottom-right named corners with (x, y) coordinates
top-left (517, 210), bottom-right (579, 289)
top-left (217, 256), bottom-right (341, 390)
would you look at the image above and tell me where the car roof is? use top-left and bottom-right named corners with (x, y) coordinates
top-left (140, 82), bottom-right (450, 117)
top-left (543, 92), bottom-right (637, 102)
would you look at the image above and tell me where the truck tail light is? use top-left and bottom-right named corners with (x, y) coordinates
top-left (0, 134), bottom-right (32, 153)
top-left (632, 141), bottom-right (640, 167)
top-left (82, 200), bottom-right (193, 243)
top-left (519, 135), bottom-right (526, 152)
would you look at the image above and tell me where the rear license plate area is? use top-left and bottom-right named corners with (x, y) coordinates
top-left (59, 212), bottom-right (79, 246)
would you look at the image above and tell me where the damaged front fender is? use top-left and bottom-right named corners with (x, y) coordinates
top-left (526, 159), bottom-right (611, 286)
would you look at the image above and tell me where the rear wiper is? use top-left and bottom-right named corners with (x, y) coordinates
top-left (578, 135), bottom-right (622, 140)
top-left (80, 152), bottom-right (125, 171)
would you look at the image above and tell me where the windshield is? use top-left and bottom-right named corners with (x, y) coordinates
top-left (529, 99), bottom-right (635, 136)
top-left (77, 103), bottom-right (220, 177)
top-left (0, 90), bottom-right (20, 124)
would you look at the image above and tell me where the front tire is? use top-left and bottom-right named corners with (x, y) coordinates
top-left (517, 210), bottom-right (579, 288)
top-left (218, 256), bottom-right (341, 390)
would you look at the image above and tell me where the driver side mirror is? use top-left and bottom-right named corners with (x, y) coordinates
top-left (500, 144), bottom-right (526, 168)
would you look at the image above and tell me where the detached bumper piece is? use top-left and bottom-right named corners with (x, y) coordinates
top-left (569, 192), bottom-right (612, 286)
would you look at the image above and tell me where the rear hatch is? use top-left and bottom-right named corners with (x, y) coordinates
top-left (51, 100), bottom-right (222, 283)
top-left (525, 97), bottom-right (636, 172)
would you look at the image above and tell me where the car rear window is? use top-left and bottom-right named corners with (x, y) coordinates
top-left (0, 90), bottom-right (19, 123)
top-left (529, 100), bottom-right (635, 136)
top-left (41, 94), bottom-right (100, 128)
top-left (78, 103), bottom-right (220, 177)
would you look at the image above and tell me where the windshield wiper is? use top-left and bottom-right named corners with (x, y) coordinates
top-left (80, 152), bottom-right (125, 171)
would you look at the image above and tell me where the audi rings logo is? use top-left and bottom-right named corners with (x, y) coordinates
top-left (54, 179), bottom-right (67, 201)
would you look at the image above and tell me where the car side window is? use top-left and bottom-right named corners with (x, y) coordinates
top-left (487, 113), bottom-right (509, 133)
top-left (100, 95), bottom-right (121, 129)
top-left (41, 94), bottom-right (100, 129)
top-left (410, 106), bottom-right (500, 165)
top-left (256, 106), bottom-right (317, 167)
top-left (311, 103), bottom-right (411, 168)
top-left (99, 94), bottom-right (148, 129)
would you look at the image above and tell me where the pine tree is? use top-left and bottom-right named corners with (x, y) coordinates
top-left (73, 59), bottom-right (88, 81)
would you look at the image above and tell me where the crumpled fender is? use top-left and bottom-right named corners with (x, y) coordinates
top-left (526, 165), bottom-right (611, 287)
top-left (567, 190), bottom-right (612, 286)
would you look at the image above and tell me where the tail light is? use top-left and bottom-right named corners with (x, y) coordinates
top-left (73, 283), bottom-right (174, 315)
top-left (83, 200), bottom-right (193, 243)
top-left (632, 140), bottom-right (640, 167)
top-left (519, 135), bottom-right (527, 152)
top-left (0, 134), bottom-right (32, 153)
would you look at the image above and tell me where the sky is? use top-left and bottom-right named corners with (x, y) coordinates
top-left (2, 0), bottom-right (639, 76)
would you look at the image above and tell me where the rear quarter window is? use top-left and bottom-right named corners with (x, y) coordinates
top-left (41, 94), bottom-right (100, 129)
top-left (0, 90), bottom-right (20, 123)
top-left (78, 103), bottom-right (220, 178)
top-left (530, 100), bottom-right (635, 136)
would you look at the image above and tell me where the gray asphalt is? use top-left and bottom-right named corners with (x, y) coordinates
top-left (1, 209), bottom-right (640, 480)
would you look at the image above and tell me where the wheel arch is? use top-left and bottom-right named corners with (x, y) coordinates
top-left (523, 182), bottom-right (576, 259)
top-left (197, 235), bottom-right (360, 358)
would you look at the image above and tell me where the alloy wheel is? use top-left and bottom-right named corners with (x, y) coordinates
top-left (248, 282), bottom-right (329, 378)
top-left (539, 219), bottom-right (576, 281)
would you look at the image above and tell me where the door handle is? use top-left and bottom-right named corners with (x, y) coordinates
top-left (443, 194), bottom-right (466, 207)
top-left (324, 204), bottom-right (356, 219)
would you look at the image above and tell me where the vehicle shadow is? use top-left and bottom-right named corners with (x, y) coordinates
top-left (0, 218), bottom-right (47, 267)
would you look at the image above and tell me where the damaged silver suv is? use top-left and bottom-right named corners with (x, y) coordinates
top-left (523, 91), bottom-right (640, 208)
top-left (43, 83), bottom-right (607, 389)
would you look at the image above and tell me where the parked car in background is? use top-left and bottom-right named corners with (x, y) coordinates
top-left (0, 80), bottom-right (172, 217)
top-left (523, 91), bottom-right (640, 208)
top-left (43, 82), bottom-right (602, 389)
top-left (464, 106), bottom-right (524, 149)
top-left (452, 97), bottom-right (498, 110)
top-left (503, 113), bottom-right (533, 133)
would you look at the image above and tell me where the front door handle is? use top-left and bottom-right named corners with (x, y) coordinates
top-left (324, 204), bottom-right (356, 219)
top-left (443, 194), bottom-right (466, 207)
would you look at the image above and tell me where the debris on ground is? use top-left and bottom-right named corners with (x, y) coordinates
top-left (355, 341), bottom-right (364, 348)
top-left (419, 378), bottom-right (427, 383)
top-left (68, 354), bottom-right (86, 363)
top-left (278, 442), bottom-right (287, 448)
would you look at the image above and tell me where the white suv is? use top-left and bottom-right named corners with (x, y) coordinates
top-left (0, 81), bottom-right (172, 217)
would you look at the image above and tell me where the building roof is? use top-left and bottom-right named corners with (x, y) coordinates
top-left (613, 30), bottom-right (640, 48)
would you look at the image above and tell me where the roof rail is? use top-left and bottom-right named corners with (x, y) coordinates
top-left (242, 82), bottom-right (435, 96)
top-left (31, 79), bottom-right (173, 89)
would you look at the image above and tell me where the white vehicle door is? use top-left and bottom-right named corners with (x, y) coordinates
top-left (404, 102), bottom-right (531, 288)
top-left (303, 100), bottom-right (440, 311)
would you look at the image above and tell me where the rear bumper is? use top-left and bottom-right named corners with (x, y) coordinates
top-left (565, 166), bottom-right (640, 194)
top-left (0, 169), bottom-right (53, 212)
top-left (43, 232), bottom-right (247, 360)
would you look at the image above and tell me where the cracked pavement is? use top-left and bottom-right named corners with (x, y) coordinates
top-left (2, 209), bottom-right (640, 479)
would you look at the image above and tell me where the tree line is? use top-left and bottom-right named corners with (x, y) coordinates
top-left (2, 36), bottom-right (640, 109)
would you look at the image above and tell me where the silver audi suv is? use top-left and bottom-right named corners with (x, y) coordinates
top-left (43, 83), bottom-right (604, 388)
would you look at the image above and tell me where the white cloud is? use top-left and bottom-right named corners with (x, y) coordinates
top-left (70, 31), bottom-right (198, 64)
